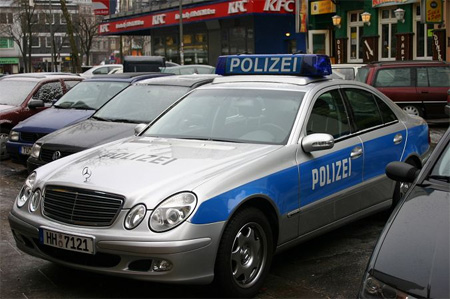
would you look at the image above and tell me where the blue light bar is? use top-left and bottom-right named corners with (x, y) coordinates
top-left (215, 54), bottom-right (332, 77)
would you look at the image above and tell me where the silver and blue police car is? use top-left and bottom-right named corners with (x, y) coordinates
top-left (9, 54), bottom-right (430, 298)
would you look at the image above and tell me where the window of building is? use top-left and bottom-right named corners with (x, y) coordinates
top-left (60, 13), bottom-right (66, 24)
top-left (221, 27), bottom-right (254, 55)
top-left (45, 13), bottom-right (55, 24)
top-left (0, 12), bottom-right (13, 24)
top-left (0, 37), bottom-right (14, 49)
top-left (45, 36), bottom-right (52, 48)
top-left (31, 36), bottom-right (41, 48)
top-left (348, 11), bottom-right (364, 62)
top-left (62, 36), bottom-right (70, 48)
top-left (379, 8), bottom-right (397, 60)
top-left (414, 5), bottom-right (433, 59)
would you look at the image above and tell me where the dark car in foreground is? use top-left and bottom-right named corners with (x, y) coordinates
top-left (27, 74), bottom-right (217, 172)
top-left (356, 60), bottom-right (450, 119)
top-left (6, 73), bottom-right (171, 164)
top-left (359, 128), bottom-right (450, 299)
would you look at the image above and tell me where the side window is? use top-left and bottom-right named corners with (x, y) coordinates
top-left (427, 67), bottom-right (450, 87)
top-left (417, 68), bottom-right (428, 87)
top-left (375, 97), bottom-right (398, 123)
top-left (374, 68), bottom-right (412, 87)
top-left (64, 80), bottom-right (81, 91)
top-left (306, 90), bottom-right (350, 139)
top-left (35, 82), bottom-right (63, 103)
top-left (92, 67), bottom-right (109, 75)
top-left (344, 88), bottom-right (383, 131)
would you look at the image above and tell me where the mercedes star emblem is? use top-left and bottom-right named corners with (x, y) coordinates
top-left (52, 151), bottom-right (61, 161)
top-left (82, 167), bottom-right (92, 182)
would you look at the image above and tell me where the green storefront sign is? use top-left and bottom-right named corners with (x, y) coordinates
top-left (0, 57), bottom-right (19, 64)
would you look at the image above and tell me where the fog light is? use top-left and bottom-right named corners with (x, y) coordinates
top-left (152, 259), bottom-right (173, 272)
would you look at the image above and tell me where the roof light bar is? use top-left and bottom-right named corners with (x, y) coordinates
top-left (215, 54), bottom-right (332, 77)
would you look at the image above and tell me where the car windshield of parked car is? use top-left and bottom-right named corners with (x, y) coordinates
top-left (93, 85), bottom-right (189, 123)
top-left (0, 80), bottom-right (38, 106)
top-left (54, 81), bottom-right (129, 110)
top-left (143, 88), bottom-right (305, 145)
top-left (429, 140), bottom-right (450, 183)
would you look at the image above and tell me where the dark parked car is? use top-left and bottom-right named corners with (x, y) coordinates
top-left (0, 74), bottom-right (83, 159)
top-left (5, 72), bottom-right (172, 164)
top-left (359, 127), bottom-right (450, 299)
top-left (356, 61), bottom-right (450, 119)
top-left (27, 74), bottom-right (217, 172)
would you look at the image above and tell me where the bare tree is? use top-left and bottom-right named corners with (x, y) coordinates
top-left (74, 7), bottom-right (100, 66)
top-left (59, 0), bottom-right (80, 73)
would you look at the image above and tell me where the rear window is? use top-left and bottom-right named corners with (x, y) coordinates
top-left (355, 68), bottom-right (369, 83)
top-left (0, 80), bottom-right (38, 106)
top-left (374, 68), bottom-right (413, 87)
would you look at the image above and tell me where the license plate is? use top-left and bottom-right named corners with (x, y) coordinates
top-left (39, 228), bottom-right (95, 255)
top-left (20, 146), bottom-right (32, 155)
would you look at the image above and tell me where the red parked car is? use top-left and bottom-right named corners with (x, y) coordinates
top-left (356, 61), bottom-right (450, 119)
top-left (0, 73), bottom-right (82, 159)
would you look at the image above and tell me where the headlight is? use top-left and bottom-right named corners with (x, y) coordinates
top-left (17, 172), bottom-right (37, 208)
top-left (30, 143), bottom-right (41, 159)
top-left (149, 192), bottom-right (197, 232)
top-left (9, 130), bottom-right (19, 141)
top-left (29, 189), bottom-right (41, 212)
top-left (361, 275), bottom-right (409, 299)
top-left (124, 204), bottom-right (147, 230)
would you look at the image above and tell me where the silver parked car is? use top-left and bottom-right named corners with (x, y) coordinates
top-left (9, 54), bottom-right (430, 298)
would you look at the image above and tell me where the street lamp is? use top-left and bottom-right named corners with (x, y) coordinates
top-left (179, 0), bottom-right (184, 65)
top-left (361, 12), bottom-right (371, 26)
top-left (394, 8), bottom-right (405, 23)
top-left (332, 15), bottom-right (342, 29)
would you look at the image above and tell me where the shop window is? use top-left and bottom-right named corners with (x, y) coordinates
top-left (414, 5), bottom-right (433, 59)
top-left (379, 8), bottom-right (397, 60)
top-left (221, 27), bottom-right (254, 55)
top-left (348, 11), bottom-right (364, 62)
top-left (308, 30), bottom-right (330, 55)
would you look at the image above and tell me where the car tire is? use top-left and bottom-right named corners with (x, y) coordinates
top-left (401, 105), bottom-right (423, 117)
top-left (214, 207), bottom-right (274, 298)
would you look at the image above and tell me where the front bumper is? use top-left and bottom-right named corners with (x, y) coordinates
top-left (9, 209), bottom-right (224, 284)
top-left (6, 140), bottom-right (32, 164)
top-left (27, 156), bottom-right (46, 173)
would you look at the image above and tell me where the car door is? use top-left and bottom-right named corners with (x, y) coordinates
top-left (297, 87), bottom-right (364, 235)
top-left (416, 66), bottom-right (450, 118)
top-left (342, 87), bottom-right (407, 209)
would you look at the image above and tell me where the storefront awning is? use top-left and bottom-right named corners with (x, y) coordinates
top-left (372, 0), bottom-right (419, 7)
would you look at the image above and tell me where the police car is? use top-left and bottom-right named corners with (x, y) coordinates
top-left (9, 54), bottom-right (429, 298)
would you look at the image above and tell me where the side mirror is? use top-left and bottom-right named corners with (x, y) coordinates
top-left (134, 123), bottom-right (147, 136)
top-left (385, 161), bottom-right (419, 183)
top-left (28, 99), bottom-right (45, 109)
top-left (302, 133), bottom-right (334, 153)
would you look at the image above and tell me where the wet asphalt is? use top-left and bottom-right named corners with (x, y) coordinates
top-left (0, 123), bottom-right (447, 299)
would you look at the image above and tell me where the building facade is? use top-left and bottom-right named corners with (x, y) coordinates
top-left (99, 0), bottom-right (306, 66)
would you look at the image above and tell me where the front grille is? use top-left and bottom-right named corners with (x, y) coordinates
top-left (43, 185), bottom-right (124, 226)
top-left (20, 132), bottom-right (46, 143)
top-left (40, 148), bottom-right (73, 162)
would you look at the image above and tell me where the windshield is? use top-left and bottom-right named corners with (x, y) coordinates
top-left (54, 81), bottom-right (129, 110)
top-left (429, 140), bottom-right (450, 183)
top-left (0, 80), bottom-right (38, 106)
top-left (94, 85), bottom-right (189, 123)
top-left (143, 88), bottom-right (305, 145)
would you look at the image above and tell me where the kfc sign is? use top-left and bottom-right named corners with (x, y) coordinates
top-left (263, 0), bottom-right (294, 12)
top-left (228, 0), bottom-right (248, 14)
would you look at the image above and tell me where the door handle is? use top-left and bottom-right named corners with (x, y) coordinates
top-left (350, 146), bottom-right (363, 159)
top-left (393, 134), bottom-right (403, 145)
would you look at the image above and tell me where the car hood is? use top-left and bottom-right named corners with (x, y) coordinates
top-left (0, 104), bottom-right (17, 113)
top-left (39, 119), bottom-right (137, 150)
top-left (13, 107), bottom-right (95, 134)
top-left (38, 137), bottom-right (281, 209)
top-left (372, 184), bottom-right (449, 298)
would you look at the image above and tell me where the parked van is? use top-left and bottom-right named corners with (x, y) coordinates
top-left (123, 56), bottom-right (166, 72)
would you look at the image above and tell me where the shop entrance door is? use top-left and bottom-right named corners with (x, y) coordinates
top-left (308, 30), bottom-right (330, 55)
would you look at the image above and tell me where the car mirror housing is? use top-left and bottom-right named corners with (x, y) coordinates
top-left (134, 123), bottom-right (147, 136)
top-left (385, 161), bottom-right (419, 183)
top-left (28, 99), bottom-right (45, 109)
top-left (302, 133), bottom-right (334, 153)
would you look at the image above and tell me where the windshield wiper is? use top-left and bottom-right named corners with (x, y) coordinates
top-left (176, 137), bottom-right (240, 143)
top-left (107, 118), bottom-right (139, 123)
top-left (428, 175), bottom-right (450, 183)
top-left (91, 116), bottom-right (110, 121)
